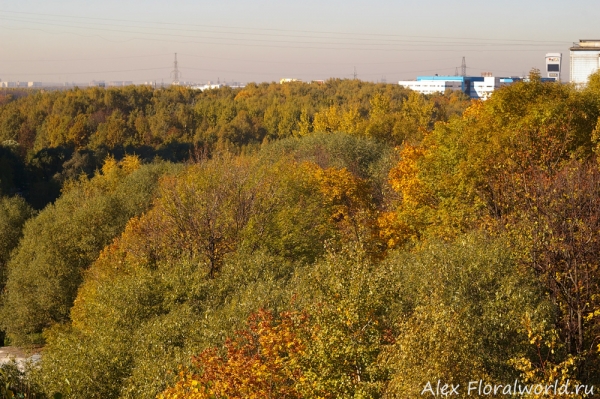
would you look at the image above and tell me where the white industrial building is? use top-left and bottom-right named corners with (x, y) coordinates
top-left (398, 78), bottom-right (463, 95)
top-left (191, 83), bottom-right (224, 91)
top-left (190, 80), bottom-right (245, 91)
top-left (398, 75), bottom-right (524, 100)
top-left (570, 40), bottom-right (600, 86)
top-left (471, 77), bottom-right (522, 100)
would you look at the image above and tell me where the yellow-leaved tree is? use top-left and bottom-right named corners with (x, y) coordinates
top-left (386, 74), bottom-right (600, 386)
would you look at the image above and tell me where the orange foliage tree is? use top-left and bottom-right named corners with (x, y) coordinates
top-left (386, 75), bottom-right (600, 383)
top-left (158, 310), bottom-right (310, 399)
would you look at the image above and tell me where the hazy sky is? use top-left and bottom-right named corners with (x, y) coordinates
top-left (1, 0), bottom-right (599, 84)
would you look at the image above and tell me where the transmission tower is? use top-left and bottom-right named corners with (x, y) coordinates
top-left (171, 53), bottom-right (181, 85)
top-left (454, 67), bottom-right (459, 76)
top-left (461, 57), bottom-right (467, 77)
top-left (353, 66), bottom-right (357, 80)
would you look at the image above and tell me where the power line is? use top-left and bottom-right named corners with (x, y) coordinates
top-left (0, 53), bottom-right (172, 63)
top-left (178, 54), bottom-right (460, 66)
top-left (0, 17), bottom-right (563, 49)
top-left (0, 9), bottom-right (557, 82)
top-left (0, 9), bottom-right (569, 45)
top-left (0, 24), bottom-right (564, 53)
top-left (0, 67), bottom-right (167, 76)
top-left (0, 15), bottom-right (568, 48)
top-left (180, 67), bottom-right (279, 76)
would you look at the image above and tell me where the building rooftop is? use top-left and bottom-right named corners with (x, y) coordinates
top-left (570, 40), bottom-right (600, 50)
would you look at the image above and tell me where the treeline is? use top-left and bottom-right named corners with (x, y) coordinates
top-left (0, 80), bottom-right (469, 209)
top-left (2, 73), bottom-right (600, 398)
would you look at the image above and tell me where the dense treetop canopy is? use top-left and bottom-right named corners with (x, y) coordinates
top-left (2, 75), bottom-right (600, 398)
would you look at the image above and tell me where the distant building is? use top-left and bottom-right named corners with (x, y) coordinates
top-left (89, 80), bottom-right (106, 88)
top-left (226, 81), bottom-right (246, 89)
top-left (107, 81), bottom-right (133, 87)
top-left (570, 40), bottom-right (600, 86)
top-left (471, 77), bottom-right (524, 100)
top-left (280, 78), bottom-right (301, 84)
top-left (545, 53), bottom-right (562, 81)
top-left (398, 75), bottom-right (552, 100)
top-left (398, 76), bottom-right (465, 95)
top-left (191, 83), bottom-right (224, 91)
top-left (28, 82), bottom-right (42, 88)
top-left (188, 80), bottom-right (246, 91)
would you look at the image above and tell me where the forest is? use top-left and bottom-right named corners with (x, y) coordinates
top-left (0, 72), bottom-right (599, 398)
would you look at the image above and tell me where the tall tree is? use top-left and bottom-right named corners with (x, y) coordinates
top-left (1, 158), bottom-right (177, 344)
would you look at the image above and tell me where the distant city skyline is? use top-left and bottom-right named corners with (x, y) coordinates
top-left (1, 0), bottom-right (599, 84)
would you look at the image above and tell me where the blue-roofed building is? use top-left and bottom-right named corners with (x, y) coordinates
top-left (399, 75), bottom-right (504, 100)
top-left (399, 75), bottom-right (555, 100)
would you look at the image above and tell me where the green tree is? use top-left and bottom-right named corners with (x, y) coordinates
top-left (381, 235), bottom-right (555, 398)
top-left (0, 195), bottom-right (34, 345)
top-left (1, 159), bottom-right (178, 344)
top-left (0, 196), bottom-right (34, 288)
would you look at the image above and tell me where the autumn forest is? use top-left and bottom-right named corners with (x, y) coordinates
top-left (1, 72), bottom-right (600, 398)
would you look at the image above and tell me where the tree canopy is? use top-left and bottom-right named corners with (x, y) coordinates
top-left (1, 75), bottom-right (600, 398)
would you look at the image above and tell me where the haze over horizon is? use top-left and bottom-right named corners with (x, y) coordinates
top-left (1, 0), bottom-right (598, 85)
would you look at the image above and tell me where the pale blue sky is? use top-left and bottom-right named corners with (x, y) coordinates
top-left (1, 0), bottom-right (598, 84)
